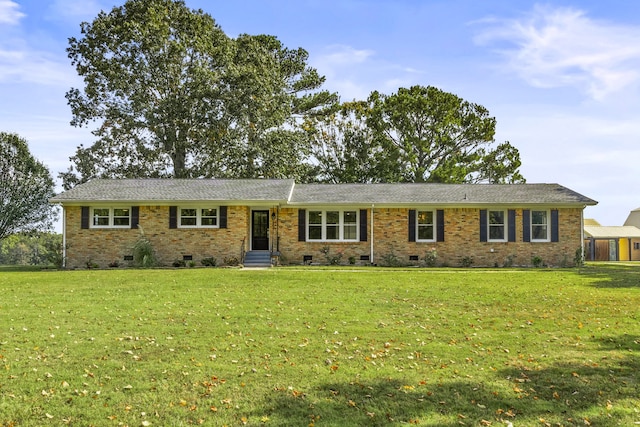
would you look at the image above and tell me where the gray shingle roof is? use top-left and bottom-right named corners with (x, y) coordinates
top-left (289, 183), bottom-right (597, 206)
top-left (50, 179), bottom-right (295, 204)
top-left (50, 179), bottom-right (597, 207)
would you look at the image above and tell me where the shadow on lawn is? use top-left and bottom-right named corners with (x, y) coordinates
top-left (253, 336), bottom-right (640, 426)
top-left (579, 264), bottom-right (640, 288)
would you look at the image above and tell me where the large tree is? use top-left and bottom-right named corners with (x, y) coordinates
top-left (62, 0), bottom-right (336, 188)
top-left (0, 132), bottom-right (56, 240)
top-left (62, 0), bottom-right (230, 188)
top-left (307, 101), bottom-right (399, 183)
top-left (214, 33), bottom-right (336, 179)
top-left (366, 85), bottom-right (524, 183)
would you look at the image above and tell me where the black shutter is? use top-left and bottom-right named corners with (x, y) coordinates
top-left (436, 209), bottom-right (445, 242)
top-left (408, 209), bottom-right (416, 242)
top-left (81, 206), bottom-right (90, 229)
top-left (359, 209), bottom-right (367, 242)
top-left (219, 206), bottom-right (227, 229)
top-left (131, 206), bottom-right (139, 229)
top-left (522, 209), bottom-right (531, 242)
top-left (479, 209), bottom-right (487, 242)
top-left (298, 209), bottom-right (306, 242)
top-left (169, 206), bottom-right (177, 229)
top-left (551, 209), bottom-right (559, 242)
top-left (508, 209), bottom-right (516, 242)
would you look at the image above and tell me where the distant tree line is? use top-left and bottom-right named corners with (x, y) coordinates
top-left (0, 232), bottom-right (63, 267)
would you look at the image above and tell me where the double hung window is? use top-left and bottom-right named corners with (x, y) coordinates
top-left (531, 210), bottom-right (549, 241)
top-left (308, 210), bottom-right (358, 241)
top-left (488, 210), bottom-right (506, 241)
top-left (416, 210), bottom-right (435, 241)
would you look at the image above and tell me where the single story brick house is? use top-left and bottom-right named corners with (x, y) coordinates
top-left (50, 179), bottom-right (597, 268)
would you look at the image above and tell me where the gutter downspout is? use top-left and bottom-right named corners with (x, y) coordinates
top-left (62, 206), bottom-right (67, 268)
top-left (580, 207), bottom-right (584, 262)
top-left (370, 204), bottom-right (374, 264)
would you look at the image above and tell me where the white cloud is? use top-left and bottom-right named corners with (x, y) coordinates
top-left (0, 0), bottom-right (24, 24)
top-left (318, 44), bottom-right (375, 66)
top-left (0, 2), bottom-right (79, 87)
top-left (311, 45), bottom-right (377, 101)
top-left (0, 47), bottom-right (74, 85)
top-left (475, 5), bottom-right (640, 100)
top-left (311, 45), bottom-right (426, 101)
top-left (47, 0), bottom-right (104, 23)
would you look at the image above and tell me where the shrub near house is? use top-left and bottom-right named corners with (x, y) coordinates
top-left (50, 179), bottom-right (596, 268)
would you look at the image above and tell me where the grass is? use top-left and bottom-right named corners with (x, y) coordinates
top-left (0, 265), bottom-right (639, 426)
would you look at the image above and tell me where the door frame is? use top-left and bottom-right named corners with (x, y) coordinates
top-left (250, 209), bottom-right (270, 251)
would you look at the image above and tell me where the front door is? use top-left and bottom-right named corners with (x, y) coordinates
top-left (251, 210), bottom-right (269, 250)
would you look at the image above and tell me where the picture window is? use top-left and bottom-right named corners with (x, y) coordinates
top-left (307, 210), bottom-right (359, 241)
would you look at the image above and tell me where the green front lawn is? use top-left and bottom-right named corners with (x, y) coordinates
top-left (0, 265), bottom-right (639, 426)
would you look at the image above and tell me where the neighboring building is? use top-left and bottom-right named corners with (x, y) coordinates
top-left (50, 179), bottom-right (597, 268)
top-left (583, 225), bottom-right (640, 261)
top-left (624, 207), bottom-right (640, 228)
top-left (583, 208), bottom-right (640, 261)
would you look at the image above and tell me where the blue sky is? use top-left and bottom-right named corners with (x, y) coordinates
top-left (1, 0), bottom-right (639, 226)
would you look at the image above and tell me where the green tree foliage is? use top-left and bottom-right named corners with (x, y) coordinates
top-left (0, 232), bottom-right (62, 266)
top-left (62, 0), bottom-right (231, 187)
top-left (214, 34), bottom-right (336, 179)
top-left (62, 0), bottom-right (336, 188)
top-left (366, 85), bottom-right (524, 183)
top-left (0, 132), bottom-right (56, 240)
top-left (307, 102), bottom-right (398, 183)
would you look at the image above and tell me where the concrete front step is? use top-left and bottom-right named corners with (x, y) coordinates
top-left (243, 251), bottom-right (272, 267)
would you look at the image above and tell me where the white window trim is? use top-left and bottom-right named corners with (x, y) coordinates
top-left (416, 209), bottom-right (436, 242)
top-left (531, 209), bottom-right (550, 242)
top-left (487, 209), bottom-right (507, 242)
top-left (307, 209), bottom-right (359, 242)
top-left (90, 207), bottom-right (131, 229)
top-left (178, 206), bottom-right (219, 228)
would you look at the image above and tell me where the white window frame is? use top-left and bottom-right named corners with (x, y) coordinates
top-left (307, 209), bottom-right (359, 242)
top-left (178, 207), bottom-right (219, 228)
top-left (90, 207), bottom-right (131, 229)
top-left (416, 210), bottom-right (436, 242)
top-left (531, 209), bottom-right (550, 242)
top-left (487, 209), bottom-right (507, 242)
